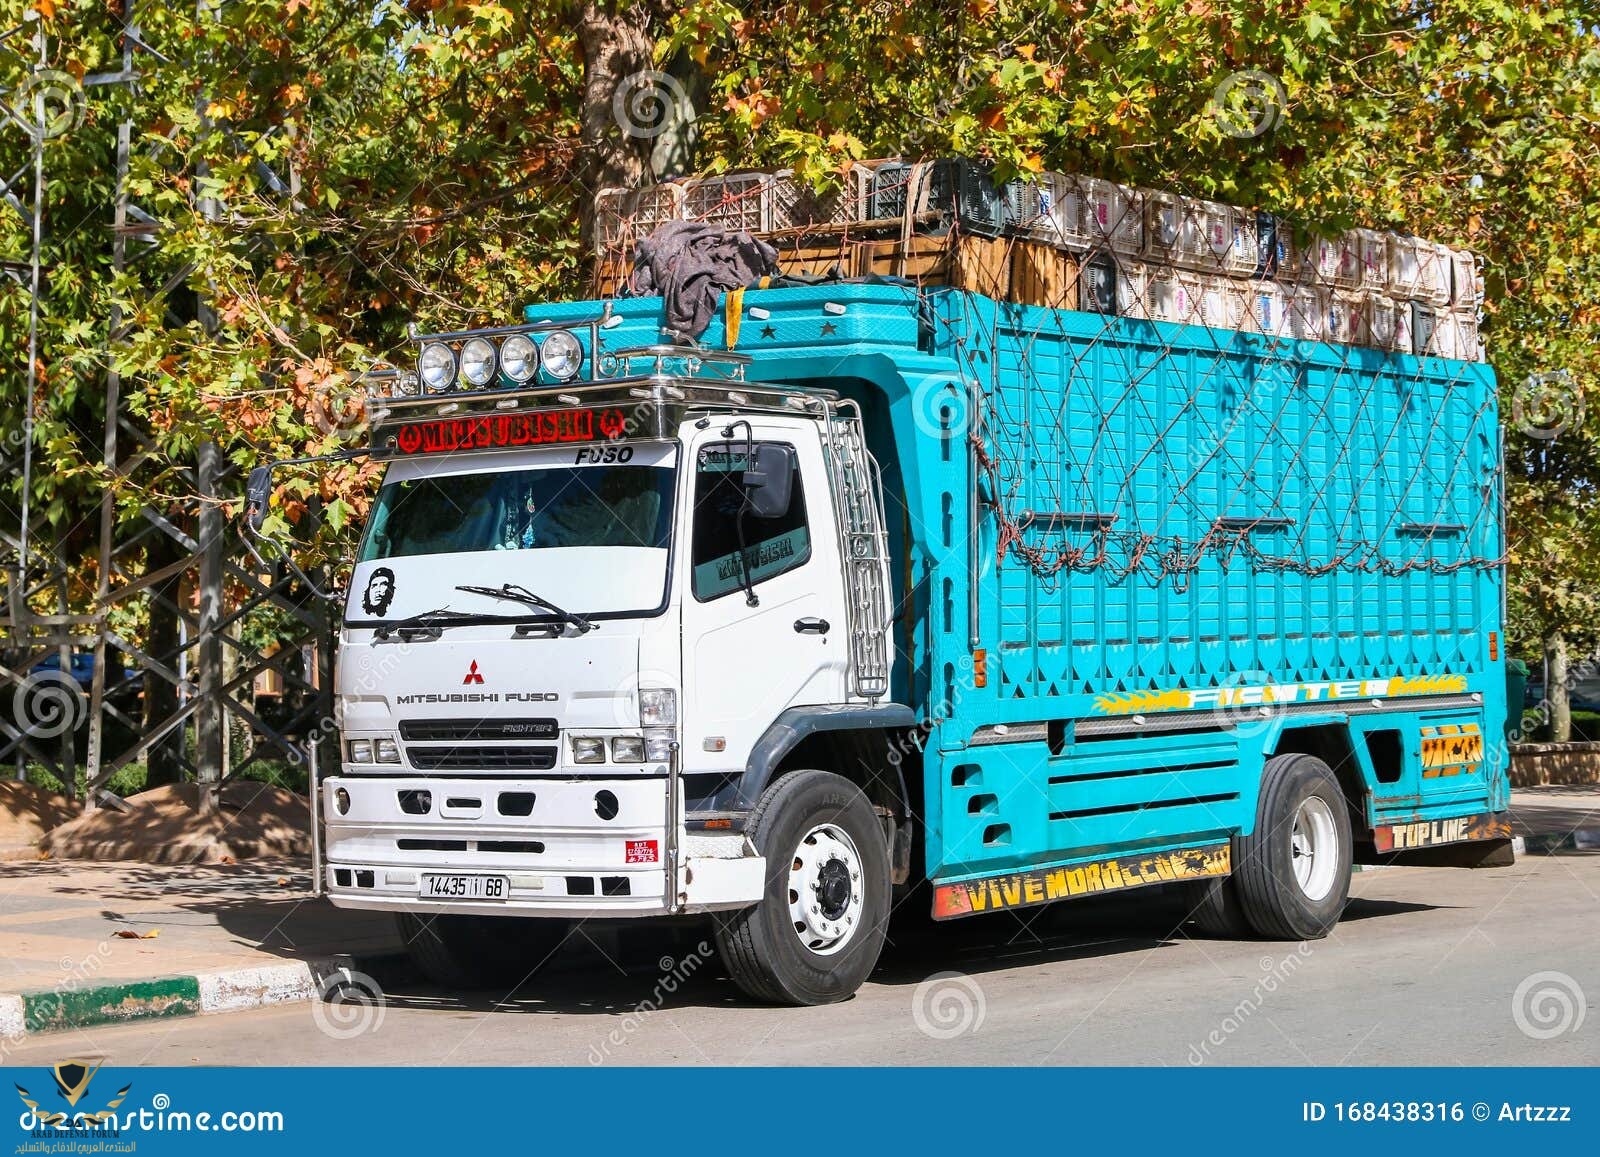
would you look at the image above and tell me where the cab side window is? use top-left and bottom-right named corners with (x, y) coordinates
top-left (690, 443), bottom-right (810, 601)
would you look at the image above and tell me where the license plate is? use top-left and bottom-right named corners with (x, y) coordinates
top-left (420, 874), bottom-right (509, 900)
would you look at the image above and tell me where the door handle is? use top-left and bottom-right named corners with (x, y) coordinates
top-left (794, 617), bottom-right (831, 635)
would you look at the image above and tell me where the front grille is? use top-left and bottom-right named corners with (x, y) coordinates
top-left (408, 745), bottom-right (557, 771)
top-left (400, 718), bottom-right (559, 742)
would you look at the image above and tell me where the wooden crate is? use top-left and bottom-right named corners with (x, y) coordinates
top-left (850, 234), bottom-right (953, 281)
top-left (1010, 242), bottom-right (1080, 310)
top-left (951, 235), bottom-right (1012, 298)
top-left (775, 241), bottom-right (855, 279)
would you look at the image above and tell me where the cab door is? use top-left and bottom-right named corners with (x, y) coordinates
top-left (678, 421), bottom-right (849, 780)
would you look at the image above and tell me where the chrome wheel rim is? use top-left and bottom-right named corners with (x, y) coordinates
top-left (786, 822), bottom-right (864, 956)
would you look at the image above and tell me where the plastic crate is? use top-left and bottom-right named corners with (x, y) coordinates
top-left (1323, 291), bottom-right (1363, 344)
top-left (1006, 172), bottom-right (1090, 249)
top-left (1388, 236), bottom-right (1452, 304)
top-left (1353, 229), bottom-right (1390, 292)
top-left (1142, 190), bottom-right (1188, 264)
top-left (1409, 301), bottom-right (1438, 356)
top-left (1256, 214), bottom-right (1303, 281)
top-left (1449, 248), bottom-right (1484, 307)
top-left (1284, 286), bottom-right (1324, 343)
top-left (770, 166), bottom-right (870, 231)
top-left (1194, 273), bottom-right (1249, 331)
top-left (1140, 265), bottom-right (1203, 325)
top-left (867, 159), bottom-right (1011, 237)
top-left (1432, 309), bottom-right (1483, 361)
top-left (683, 172), bottom-right (774, 234)
top-left (1080, 253), bottom-right (1121, 314)
top-left (1178, 199), bottom-right (1240, 274)
top-left (592, 183), bottom-right (686, 252)
top-left (1308, 233), bottom-right (1363, 291)
top-left (1081, 178), bottom-right (1144, 256)
top-left (1246, 281), bottom-right (1292, 337)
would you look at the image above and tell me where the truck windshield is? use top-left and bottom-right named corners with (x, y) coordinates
top-left (359, 461), bottom-right (675, 561)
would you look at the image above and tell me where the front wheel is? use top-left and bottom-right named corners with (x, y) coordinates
top-left (714, 770), bottom-right (891, 1005)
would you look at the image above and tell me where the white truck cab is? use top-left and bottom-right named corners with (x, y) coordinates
top-left (315, 335), bottom-right (897, 1004)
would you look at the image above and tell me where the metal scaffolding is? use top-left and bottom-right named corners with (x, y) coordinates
top-left (0, 5), bottom-right (333, 810)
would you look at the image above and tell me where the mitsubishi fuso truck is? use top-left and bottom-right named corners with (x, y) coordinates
top-left (261, 278), bottom-right (1508, 1006)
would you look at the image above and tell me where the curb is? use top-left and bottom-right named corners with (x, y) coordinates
top-left (0, 953), bottom-right (410, 1043)
top-left (1513, 827), bottom-right (1600, 856)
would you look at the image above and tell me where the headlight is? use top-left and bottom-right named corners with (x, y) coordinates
top-left (459, 337), bottom-right (497, 387)
top-left (392, 373), bottom-right (419, 396)
top-left (610, 736), bottom-right (645, 763)
top-left (418, 342), bottom-right (456, 392)
top-left (500, 334), bottom-right (536, 382)
top-left (374, 738), bottom-right (401, 764)
top-left (540, 330), bottom-right (583, 380)
top-left (347, 739), bottom-right (373, 764)
top-left (572, 736), bottom-right (606, 764)
top-left (645, 732), bottom-right (675, 762)
top-left (639, 688), bottom-right (677, 727)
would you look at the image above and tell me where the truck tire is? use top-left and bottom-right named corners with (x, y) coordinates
top-left (1187, 875), bottom-right (1253, 938)
top-left (397, 912), bottom-right (569, 990)
top-left (1231, 752), bottom-right (1352, 940)
top-left (713, 769), bottom-right (891, 1006)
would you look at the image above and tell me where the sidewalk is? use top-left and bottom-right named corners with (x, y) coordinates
top-left (3, 784), bottom-right (1598, 1043)
top-left (0, 856), bottom-right (401, 1042)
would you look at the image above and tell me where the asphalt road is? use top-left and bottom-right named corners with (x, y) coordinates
top-left (9, 855), bottom-right (1598, 1067)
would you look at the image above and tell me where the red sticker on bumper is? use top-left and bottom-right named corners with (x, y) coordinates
top-left (625, 839), bottom-right (659, 864)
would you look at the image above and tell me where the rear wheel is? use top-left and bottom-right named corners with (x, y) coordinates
top-left (714, 770), bottom-right (890, 1005)
top-left (1231, 752), bottom-right (1352, 940)
top-left (1187, 875), bottom-right (1253, 938)
top-left (397, 912), bottom-right (570, 990)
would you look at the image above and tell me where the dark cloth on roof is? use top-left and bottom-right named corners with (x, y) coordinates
top-left (627, 220), bottom-right (779, 338)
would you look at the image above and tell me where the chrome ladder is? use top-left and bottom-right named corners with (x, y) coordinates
top-left (821, 399), bottom-right (891, 701)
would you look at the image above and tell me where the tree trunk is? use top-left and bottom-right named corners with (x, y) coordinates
top-left (1545, 626), bottom-right (1571, 742)
top-left (575, 1), bottom-right (658, 245)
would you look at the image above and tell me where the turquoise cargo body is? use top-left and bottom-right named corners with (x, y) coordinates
top-left (526, 281), bottom-right (1507, 902)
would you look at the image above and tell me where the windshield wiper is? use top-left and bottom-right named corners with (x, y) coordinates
top-left (454, 583), bottom-right (595, 634)
top-left (371, 607), bottom-right (480, 641)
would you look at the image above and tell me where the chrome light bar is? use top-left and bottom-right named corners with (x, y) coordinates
top-left (369, 316), bottom-right (609, 401)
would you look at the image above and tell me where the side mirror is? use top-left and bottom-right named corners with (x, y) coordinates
top-left (244, 464), bottom-right (273, 531)
top-left (742, 443), bottom-right (795, 519)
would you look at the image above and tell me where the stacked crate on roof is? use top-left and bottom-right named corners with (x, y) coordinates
top-left (589, 158), bottom-right (1486, 363)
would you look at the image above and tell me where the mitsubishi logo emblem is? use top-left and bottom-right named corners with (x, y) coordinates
top-left (463, 660), bottom-right (485, 685)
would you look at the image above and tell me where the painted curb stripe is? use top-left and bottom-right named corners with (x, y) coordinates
top-left (1, 954), bottom-right (407, 1039)
top-left (23, 975), bottom-right (200, 1033)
